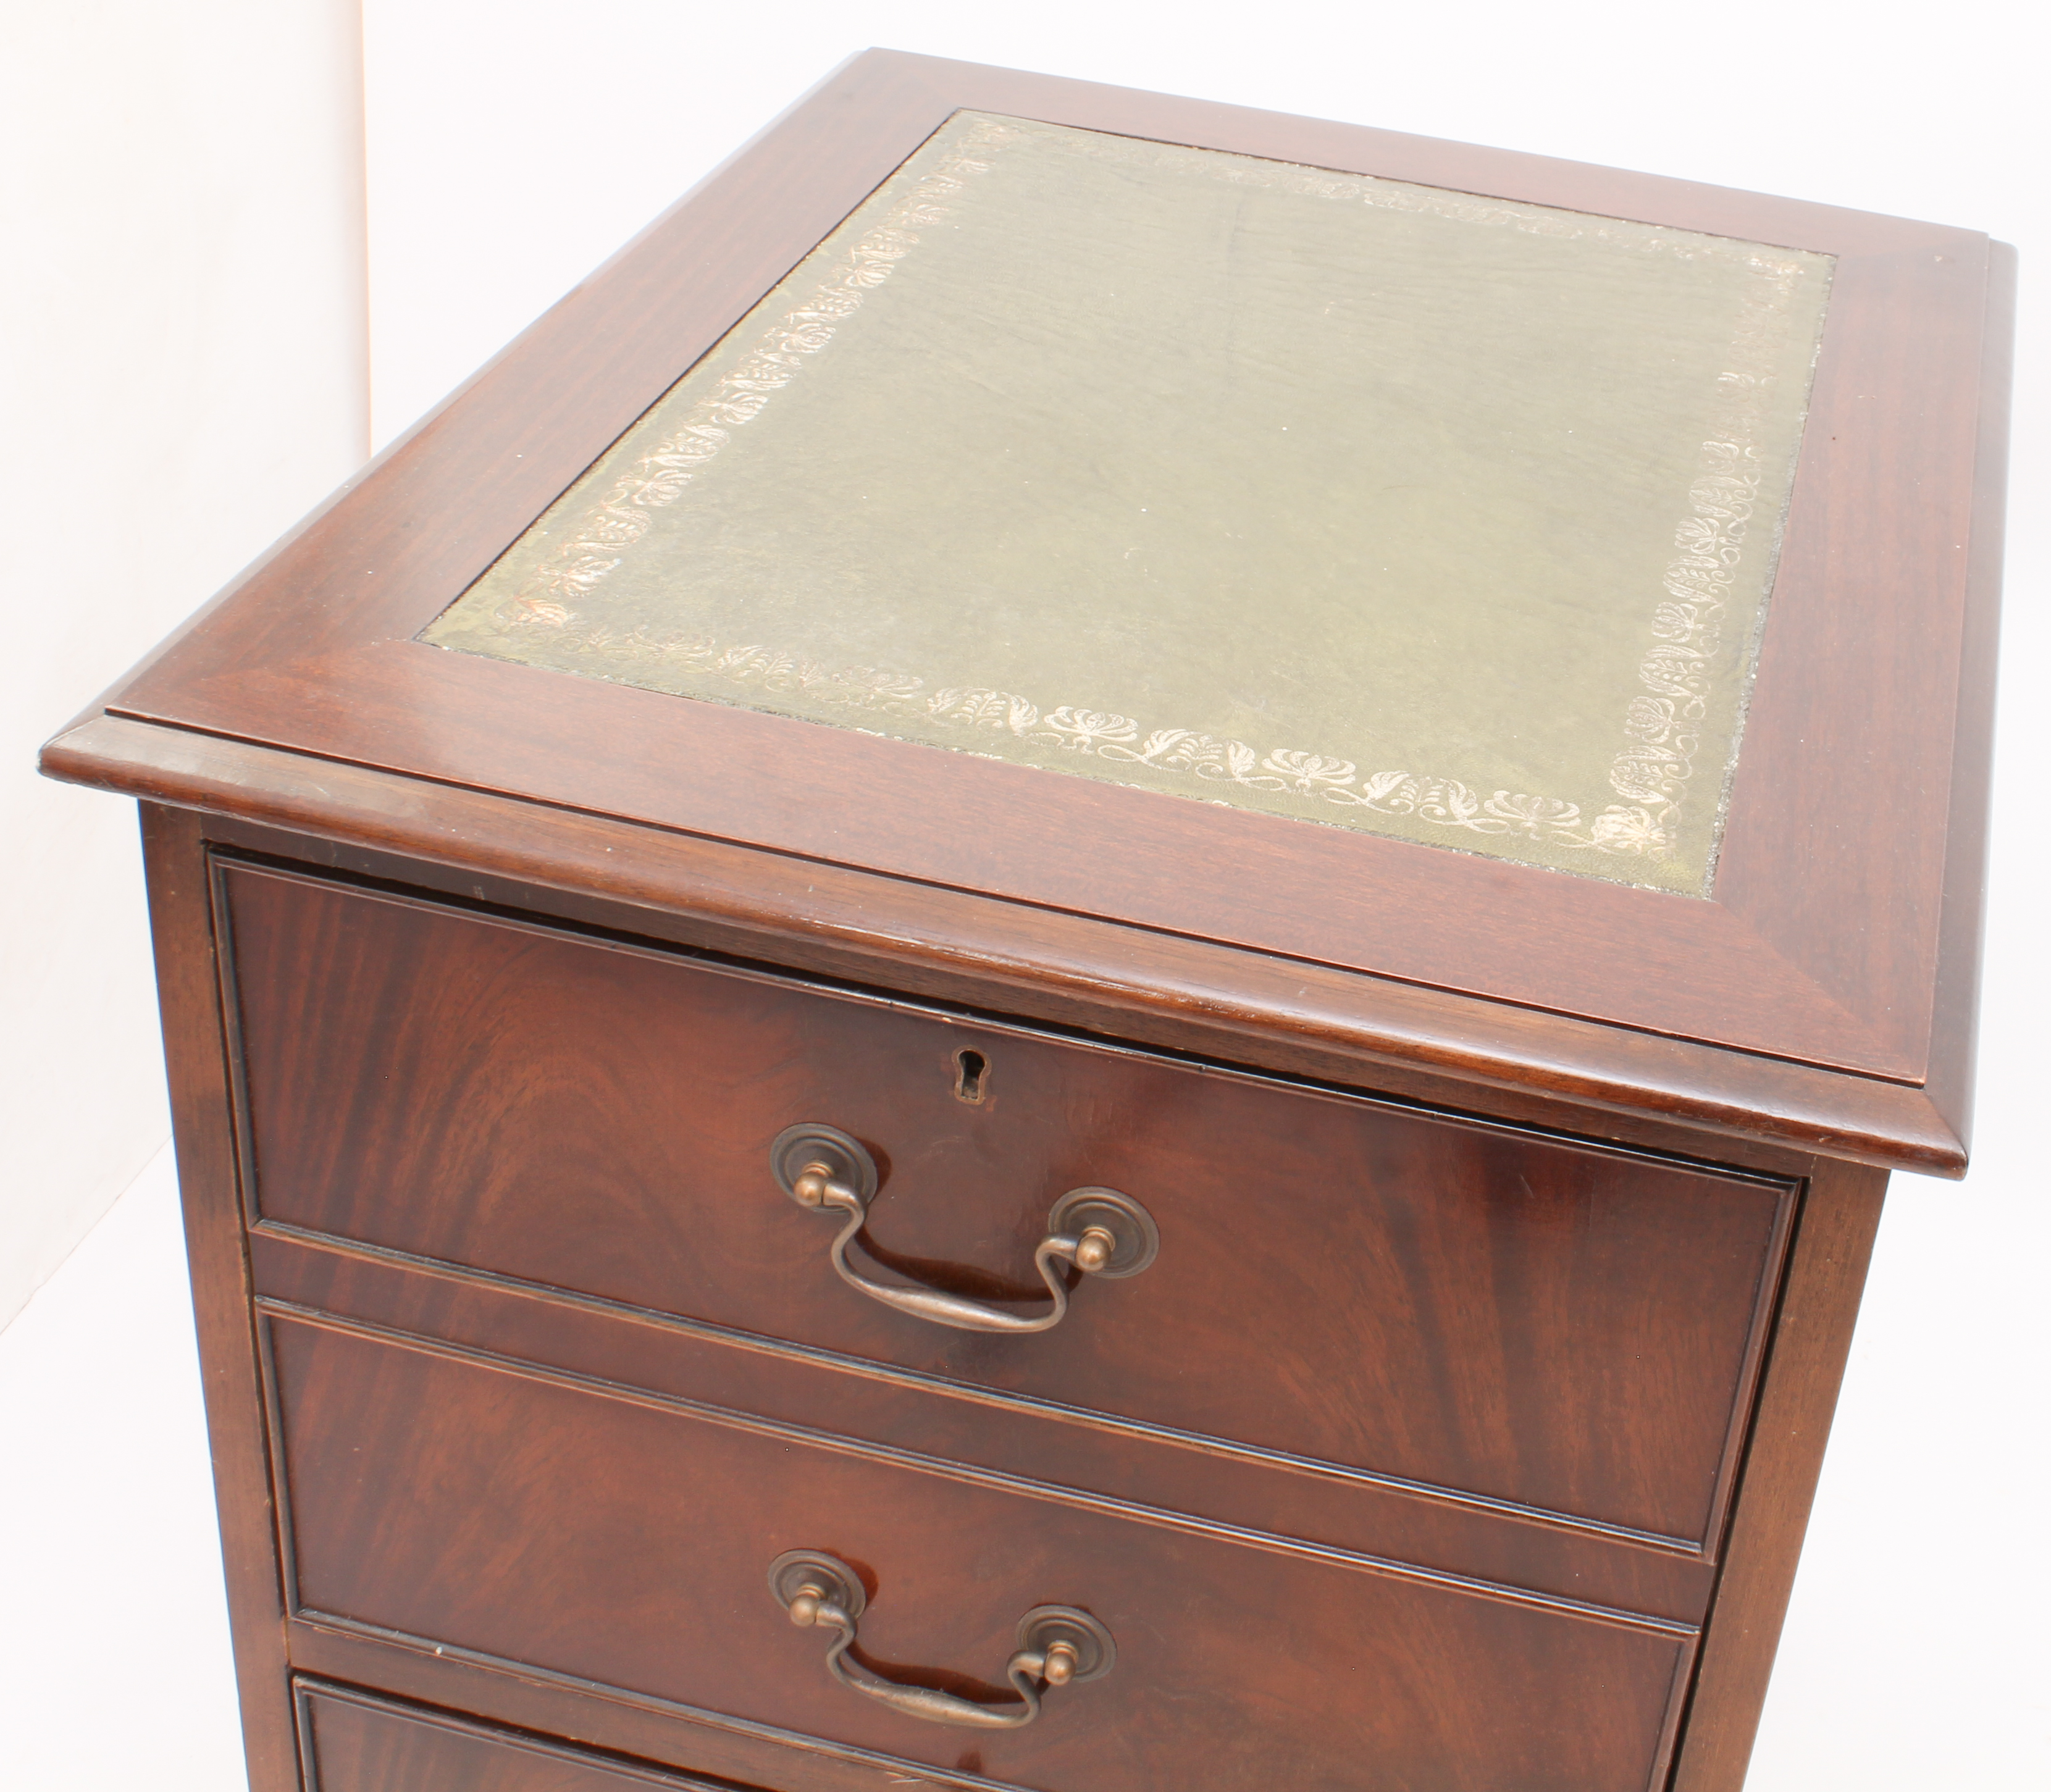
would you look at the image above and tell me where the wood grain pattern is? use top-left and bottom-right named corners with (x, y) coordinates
top-left (44, 716), bottom-right (1967, 1175)
top-left (1921, 240), bottom-right (2017, 1155)
top-left (1669, 1160), bottom-right (1887, 1792)
top-left (248, 1227), bottom-right (1720, 1623)
top-left (293, 1625), bottom-right (1054, 1792)
top-left (138, 805), bottom-right (299, 1792)
top-left (43, 53), bottom-right (1982, 1792)
top-left (43, 49), bottom-right (2003, 1103)
top-left (222, 858), bottom-right (1792, 1548)
top-left (264, 1308), bottom-right (1694, 1792)
top-left (298, 1683), bottom-right (742, 1791)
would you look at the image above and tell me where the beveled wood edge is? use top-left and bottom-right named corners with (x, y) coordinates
top-left (291, 1614), bottom-right (1692, 1792)
top-left (1650, 1645), bottom-right (1703, 1792)
top-left (1920, 240), bottom-right (2016, 1157)
top-left (92, 48), bottom-right (1997, 1088)
top-left (1695, 1182), bottom-right (1801, 1567)
top-left (196, 802), bottom-right (1858, 1188)
top-left (295, 1680), bottom-right (742, 1790)
top-left (248, 1217), bottom-right (1714, 1563)
top-left (865, 50), bottom-right (1976, 251)
top-left (1667, 1160), bottom-right (1887, 1792)
top-left (253, 1300), bottom-right (312, 1631)
top-left (52, 717), bottom-right (1967, 1173)
top-left (259, 1295), bottom-right (1700, 1638)
top-left (139, 805), bottom-right (301, 1792)
top-left (288, 1624), bottom-right (1051, 1792)
top-left (1706, 227), bottom-right (1989, 1078)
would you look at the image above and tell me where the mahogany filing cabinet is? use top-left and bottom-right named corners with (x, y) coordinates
top-left (41, 50), bottom-right (2010, 1792)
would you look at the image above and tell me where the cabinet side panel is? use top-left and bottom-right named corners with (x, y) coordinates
top-left (1669, 1158), bottom-right (1887, 1791)
top-left (140, 803), bottom-right (298, 1791)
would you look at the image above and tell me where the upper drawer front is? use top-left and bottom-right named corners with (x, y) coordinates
top-left (222, 861), bottom-right (1792, 1546)
top-left (271, 1311), bottom-right (1690, 1792)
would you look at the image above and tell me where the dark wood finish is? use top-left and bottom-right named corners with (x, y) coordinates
top-left (46, 50), bottom-right (2005, 1106)
top-left (53, 51), bottom-right (1996, 1792)
top-left (139, 804), bottom-right (300, 1792)
top-left (298, 1683), bottom-right (742, 1791)
top-left (128, 798), bottom-right (1899, 1792)
top-left (249, 1226), bottom-right (1719, 1623)
top-left (47, 715), bottom-right (1968, 1176)
top-left (290, 1627), bottom-right (1029, 1792)
top-left (281, 1165), bottom-right (1884, 1792)
top-left (263, 1307), bottom-right (1694, 1792)
top-left (222, 859), bottom-right (1793, 1549)
top-left (1670, 1160), bottom-right (1887, 1792)
top-left (1921, 241), bottom-right (2018, 1153)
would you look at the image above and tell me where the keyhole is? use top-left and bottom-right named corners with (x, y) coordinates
top-left (954, 1049), bottom-right (988, 1103)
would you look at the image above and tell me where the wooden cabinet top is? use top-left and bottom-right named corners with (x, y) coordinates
top-left (42, 50), bottom-right (2011, 1176)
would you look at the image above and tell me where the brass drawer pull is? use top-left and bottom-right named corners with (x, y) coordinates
top-left (768, 1549), bottom-right (1114, 1728)
top-left (771, 1124), bottom-right (1159, 1334)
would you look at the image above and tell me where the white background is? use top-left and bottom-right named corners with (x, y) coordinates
top-left (0, 0), bottom-right (367, 1328)
top-left (4, 4), bottom-right (2044, 1788)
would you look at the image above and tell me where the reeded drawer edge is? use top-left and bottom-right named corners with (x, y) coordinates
top-left (292, 1640), bottom-right (1042, 1792)
top-left (261, 1297), bottom-right (1699, 1642)
top-left (253, 1215), bottom-right (1712, 1559)
top-left (296, 1680), bottom-right (753, 1791)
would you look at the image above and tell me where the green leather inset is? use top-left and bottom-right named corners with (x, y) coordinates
top-left (423, 112), bottom-right (1831, 894)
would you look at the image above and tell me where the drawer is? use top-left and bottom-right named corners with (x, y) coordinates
top-left (223, 860), bottom-right (1793, 1546)
top-left (298, 1682), bottom-right (742, 1791)
top-left (267, 1308), bottom-right (1694, 1792)
top-left (252, 1228), bottom-right (1719, 1622)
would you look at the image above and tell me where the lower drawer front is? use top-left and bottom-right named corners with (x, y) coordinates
top-left (300, 1683), bottom-right (742, 1790)
top-left (271, 1310), bottom-right (1691, 1792)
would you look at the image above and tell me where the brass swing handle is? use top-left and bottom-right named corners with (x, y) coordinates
top-left (768, 1550), bottom-right (1115, 1730)
top-left (771, 1124), bottom-right (1159, 1335)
